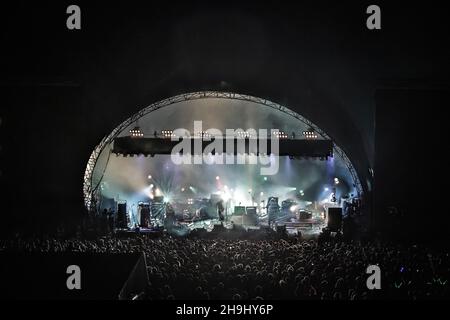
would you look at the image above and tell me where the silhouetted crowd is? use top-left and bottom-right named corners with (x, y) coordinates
top-left (1, 235), bottom-right (449, 300)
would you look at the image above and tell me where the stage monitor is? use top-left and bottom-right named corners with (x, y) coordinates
top-left (234, 206), bottom-right (246, 216)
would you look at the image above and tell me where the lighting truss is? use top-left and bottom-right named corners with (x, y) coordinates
top-left (83, 91), bottom-right (363, 211)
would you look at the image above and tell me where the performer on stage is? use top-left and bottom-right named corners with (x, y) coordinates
top-left (216, 199), bottom-right (225, 222)
top-left (164, 202), bottom-right (176, 229)
top-left (266, 197), bottom-right (280, 227)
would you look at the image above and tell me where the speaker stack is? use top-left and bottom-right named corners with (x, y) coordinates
top-left (327, 207), bottom-right (343, 232)
top-left (117, 202), bottom-right (128, 229)
top-left (243, 206), bottom-right (258, 225)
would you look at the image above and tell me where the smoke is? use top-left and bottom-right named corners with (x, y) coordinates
top-left (100, 154), bottom-right (351, 206)
top-left (94, 98), bottom-right (355, 206)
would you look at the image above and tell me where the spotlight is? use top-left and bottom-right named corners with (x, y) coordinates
top-left (181, 187), bottom-right (185, 192)
top-left (290, 205), bottom-right (297, 213)
top-left (303, 129), bottom-right (318, 139)
top-left (221, 191), bottom-right (231, 202)
top-left (236, 131), bottom-right (253, 138)
top-left (196, 131), bottom-right (211, 139)
top-left (273, 130), bottom-right (288, 139)
top-left (263, 177), bottom-right (268, 181)
top-left (130, 126), bottom-right (144, 137)
top-left (324, 187), bottom-right (329, 192)
top-left (216, 176), bottom-right (220, 181)
top-left (147, 175), bottom-right (152, 180)
top-left (334, 177), bottom-right (340, 185)
top-left (161, 130), bottom-right (175, 138)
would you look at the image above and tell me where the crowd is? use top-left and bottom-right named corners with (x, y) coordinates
top-left (1, 234), bottom-right (449, 300)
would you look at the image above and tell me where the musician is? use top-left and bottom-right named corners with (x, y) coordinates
top-left (216, 199), bottom-right (225, 221)
top-left (164, 202), bottom-right (176, 229)
top-left (266, 197), bottom-right (280, 227)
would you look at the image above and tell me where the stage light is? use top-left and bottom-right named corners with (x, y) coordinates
top-left (273, 131), bottom-right (288, 139)
top-left (260, 192), bottom-right (264, 196)
top-left (195, 131), bottom-right (211, 139)
top-left (334, 177), bottom-right (340, 185)
top-left (148, 175), bottom-right (152, 179)
top-left (303, 129), bottom-right (318, 139)
top-left (324, 187), bottom-right (329, 192)
top-left (290, 205), bottom-right (296, 212)
top-left (221, 191), bottom-right (231, 202)
top-left (181, 187), bottom-right (185, 192)
top-left (263, 177), bottom-right (268, 181)
top-left (155, 188), bottom-right (162, 196)
top-left (216, 176), bottom-right (220, 180)
top-left (130, 126), bottom-right (144, 137)
top-left (236, 131), bottom-right (254, 138)
top-left (150, 184), bottom-right (154, 188)
top-left (233, 190), bottom-right (245, 203)
top-left (161, 130), bottom-right (176, 138)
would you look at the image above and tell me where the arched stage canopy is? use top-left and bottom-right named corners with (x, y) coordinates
top-left (83, 91), bottom-right (364, 211)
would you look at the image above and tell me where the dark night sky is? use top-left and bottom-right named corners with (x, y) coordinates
top-left (0, 1), bottom-right (449, 232)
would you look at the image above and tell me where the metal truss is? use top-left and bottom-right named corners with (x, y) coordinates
top-left (83, 91), bottom-right (363, 210)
